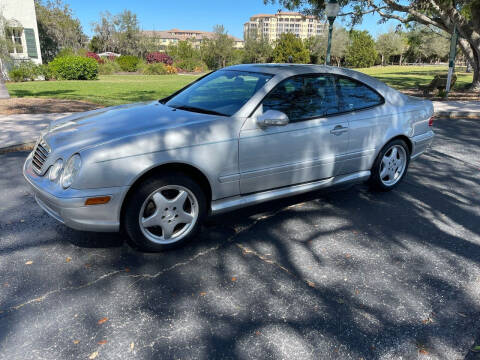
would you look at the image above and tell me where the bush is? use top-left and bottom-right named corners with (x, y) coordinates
top-left (98, 60), bottom-right (121, 75)
top-left (37, 64), bottom-right (52, 80)
top-left (49, 56), bottom-right (98, 80)
top-left (86, 52), bottom-right (104, 64)
top-left (116, 55), bottom-right (140, 72)
top-left (140, 63), bottom-right (168, 75)
top-left (174, 59), bottom-right (207, 72)
top-left (146, 52), bottom-right (173, 65)
top-left (165, 65), bottom-right (178, 74)
top-left (8, 61), bottom-right (38, 82)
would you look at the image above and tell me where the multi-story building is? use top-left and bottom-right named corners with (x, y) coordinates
top-left (0, 0), bottom-right (42, 65)
top-left (142, 29), bottom-right (244, 50)
top-left (244, 11), bottom-right (326, 43)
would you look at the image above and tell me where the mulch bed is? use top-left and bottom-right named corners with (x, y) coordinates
top-left (0, 98), bottom-right (103, 115)
top-left (401, 88), bottom-right (480, 101)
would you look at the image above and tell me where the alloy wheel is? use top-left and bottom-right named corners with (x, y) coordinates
top-left (139, 185), bottom-right (199, 244)
top-left (379, 144), bottom-right (407, 187)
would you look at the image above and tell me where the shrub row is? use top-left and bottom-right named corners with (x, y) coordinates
top-left (138, 62), bottom-right (178, 75)
top-left (8, 51), bottom-right (206, 82)
top-left (8, 62), bottom-right (50, 82)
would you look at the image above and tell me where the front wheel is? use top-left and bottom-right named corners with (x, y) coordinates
top-left (123, 172), bottom-right (206, 251)
top-left (369, 139), bottom-right (410, 191)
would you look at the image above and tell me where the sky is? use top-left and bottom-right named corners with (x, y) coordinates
top-left (66, 0), bottom-right (400, 40)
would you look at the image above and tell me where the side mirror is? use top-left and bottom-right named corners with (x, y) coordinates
top-left (256, 110), bottom-right (289, 127)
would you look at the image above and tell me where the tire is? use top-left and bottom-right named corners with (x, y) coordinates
top-left (369, 139), bottom-right (410, 192)
top-left (123, 172), bottom-right (207, 252)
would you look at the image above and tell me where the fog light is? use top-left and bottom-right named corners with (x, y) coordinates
top-left (85, 196), bottom-right (111, 206)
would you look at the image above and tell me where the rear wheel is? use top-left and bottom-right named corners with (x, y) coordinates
top-left (369, 139), bottom-right (410, 191)
top-left (124, 172), bottom-right (206, 251)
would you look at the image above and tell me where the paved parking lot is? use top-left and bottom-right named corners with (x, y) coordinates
top-left (1, 117), bottom-right (479, 359)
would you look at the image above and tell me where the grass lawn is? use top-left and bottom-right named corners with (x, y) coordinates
top-left (5, 66), bottom-right (474, 107)
top-left (358, 65), bottom-right (473, 90)
top-left (5, 74), bottom-right (201, 107)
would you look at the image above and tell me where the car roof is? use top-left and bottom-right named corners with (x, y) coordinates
top-left (224, 63), bottom-right (404, 104)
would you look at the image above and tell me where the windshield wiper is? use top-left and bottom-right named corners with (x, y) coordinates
top-left (172, 105), bottom-right (227, 117)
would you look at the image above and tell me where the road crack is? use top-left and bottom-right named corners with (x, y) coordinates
top-left (1, 207), bottom-right (285, 315)
top-left (236, 243), bottom-right (318, 290)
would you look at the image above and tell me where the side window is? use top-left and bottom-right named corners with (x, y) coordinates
top-left (336, 76), bottom-right (383, 112)
top-left (262, 74), bottom-right (339, 122)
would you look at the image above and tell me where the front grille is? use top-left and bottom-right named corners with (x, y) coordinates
top-left (32, 139), bottom-right (51, 174)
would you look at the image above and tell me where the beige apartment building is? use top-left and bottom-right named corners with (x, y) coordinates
top-left (142, 29), bottom-right (244, 50)
top-left (244, 11), bottom-right (326, 43)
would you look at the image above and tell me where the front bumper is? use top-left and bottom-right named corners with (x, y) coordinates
top-left (23, 154), bottom-right (128, 232)
top-left (411, 130), bottom-right (435, 160)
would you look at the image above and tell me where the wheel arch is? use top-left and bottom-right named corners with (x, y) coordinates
top-left (120, 162), bottom-right (213, 228)
top-left (377, 134), bottom-right (413, 158)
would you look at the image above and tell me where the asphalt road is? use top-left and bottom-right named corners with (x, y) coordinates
top-left (1, 117), bottom-right (479, 360)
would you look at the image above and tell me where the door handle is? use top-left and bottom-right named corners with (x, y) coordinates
top-left (330, 125), bottom-right (348, 135)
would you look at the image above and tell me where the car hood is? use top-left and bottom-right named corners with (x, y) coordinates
top-left (43, 101), bottom-right (218, 153)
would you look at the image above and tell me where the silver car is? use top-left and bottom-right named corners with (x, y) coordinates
top-left (23, 64), bottom-right (434, 251)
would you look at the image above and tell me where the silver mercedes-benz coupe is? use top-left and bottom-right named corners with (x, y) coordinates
top-left (24, 64), bottom-right (434, 251)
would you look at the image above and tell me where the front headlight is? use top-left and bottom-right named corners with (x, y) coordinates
top-left (48, 159), bottom-right (63, 181)
top-left (61, 154), bottom-right (82, 189)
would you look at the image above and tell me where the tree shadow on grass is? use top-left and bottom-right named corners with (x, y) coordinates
top-left (7, 89), bottom-right (75, 98)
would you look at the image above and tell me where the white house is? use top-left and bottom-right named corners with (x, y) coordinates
top-left (1, 0), bottom-right (43, 65)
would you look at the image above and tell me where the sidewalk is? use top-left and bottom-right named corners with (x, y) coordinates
top-left (0, 112), bottom-right (71, 151)
top-left (433, 100), bottom-right (480, 118)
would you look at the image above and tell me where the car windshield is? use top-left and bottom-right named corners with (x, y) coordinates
top-left (165, 70), bottom-right (273, 116)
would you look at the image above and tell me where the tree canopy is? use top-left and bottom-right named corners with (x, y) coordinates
top-left (345, 30), bottom-right (377, 68)
top-left (91, 10), bottom-right (141, 56)
top-left (272, 33), bottom-right (310, 63)
top-left (264, 0), bottom-right (480, 89)
top-left (35, 0), bottom-right (86, 62)
top-left (201, 25), bottom-right (236, 69)
top-left (376, 30), bottom-right (407, 65)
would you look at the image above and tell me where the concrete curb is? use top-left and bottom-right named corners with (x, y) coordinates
top-left (435, 111), bottom-right (480, 119)
top-left (0, 142), bottom-right (35, 154)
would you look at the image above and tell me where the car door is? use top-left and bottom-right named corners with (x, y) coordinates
top-left (333, 75), bottom-right (387, 174)
top-left (238, 74), bottom-right (351, 195)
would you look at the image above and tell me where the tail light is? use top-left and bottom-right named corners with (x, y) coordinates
top-left (428, 116), bottom-right (434, 127)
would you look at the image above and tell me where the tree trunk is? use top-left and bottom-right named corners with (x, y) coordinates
top-left (458, 37), bottom-right (480, 91)
top-left (381, 54), bottom-right (384, 66)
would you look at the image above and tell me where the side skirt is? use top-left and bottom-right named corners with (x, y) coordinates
top-left (210, 170), bottom-right (371, 215)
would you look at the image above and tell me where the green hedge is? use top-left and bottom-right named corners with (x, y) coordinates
top-left (98, 60), bottom-right (121, 75)
top-left (116, 55), bottom-right (140, 72)
top-left (140, 63), bottom-right (168, 75)
top-left (174, 59), bottom-right (207, 72)
top-left (49, 56), bottom-right (98, 80)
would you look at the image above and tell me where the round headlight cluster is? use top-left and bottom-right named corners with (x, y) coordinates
top-left (61, 154), bottom-right (82, 189)
top-left (48, 159), bottom-right (63, 181)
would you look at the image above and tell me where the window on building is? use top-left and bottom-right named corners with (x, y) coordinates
top-left (5, 27), bottom-right (24, 54)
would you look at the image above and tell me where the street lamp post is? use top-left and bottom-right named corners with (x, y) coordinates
top-left (325, 0), bottom-right (340, 66)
